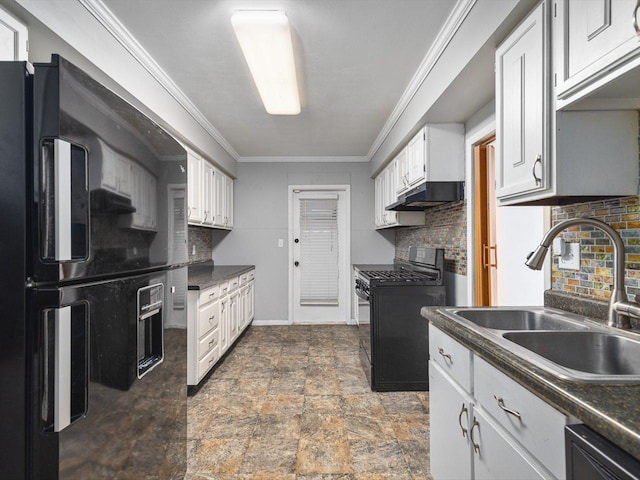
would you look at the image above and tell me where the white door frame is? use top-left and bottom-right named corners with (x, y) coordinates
top-left (466, 118), bottom-right (551, 306)
top-left (288, 185), bottom-right (351, 324)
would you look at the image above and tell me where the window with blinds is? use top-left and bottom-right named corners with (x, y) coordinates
top-left (299, 196), bottom-right (339, 305)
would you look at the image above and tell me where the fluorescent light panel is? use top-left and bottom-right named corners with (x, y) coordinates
top-left (231, 11), bottom-right (301, 115)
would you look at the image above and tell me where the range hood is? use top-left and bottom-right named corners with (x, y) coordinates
top-left (387, 182), bottom-right (464, 211)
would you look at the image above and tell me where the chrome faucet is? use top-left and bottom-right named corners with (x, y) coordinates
top-left (525, 217), bottom-right (637, 330)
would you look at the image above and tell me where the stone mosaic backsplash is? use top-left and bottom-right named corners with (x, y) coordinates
top-left (188, 226), bottom-right (213, 264)
top-left (551, 196), bottom-right (640, 301)
top-left (395, 200), bottom-right (467, 275)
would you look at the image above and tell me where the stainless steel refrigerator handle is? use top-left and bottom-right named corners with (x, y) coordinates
top-left (54, 306), bottom-right (71, 432)
top-left (54, 139), bottom-right (72, 262)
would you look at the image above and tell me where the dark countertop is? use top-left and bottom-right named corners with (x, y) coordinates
top-left (353, 264), bottom-right (395, 272)
top-left (422, 306), bottom-right (640, 461)
top-left (188, 262), bottom-right (255, 290)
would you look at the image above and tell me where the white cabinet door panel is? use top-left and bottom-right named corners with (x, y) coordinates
top-left (496, 2), bottom-right (546, 199)
top-left (565, 0), bottom-right (638, 81)
top-left (429, 362), bottom-right (473, 480)
top-left (473, 408), bottom-right (549, 480)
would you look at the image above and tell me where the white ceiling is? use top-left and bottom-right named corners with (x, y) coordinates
top-left (100, 0), bottom-right (457, 160)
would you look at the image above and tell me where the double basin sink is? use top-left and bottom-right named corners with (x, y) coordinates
top-left (439, 307), bottom-right (640, 384)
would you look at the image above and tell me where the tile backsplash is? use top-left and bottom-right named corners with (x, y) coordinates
top-left (188, 226), bottom-right (213, 264)
top-left (395, 201), bottom-right (467, 275)
top-left (551, 196), bottom-right (640, 301)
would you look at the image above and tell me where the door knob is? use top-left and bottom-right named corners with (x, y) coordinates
top-left (294, 238), bottom-right (299, 243)
top-left (294, 261), bottom-right (299, 267)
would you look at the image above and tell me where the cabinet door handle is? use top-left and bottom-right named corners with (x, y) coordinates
top-left (470, 417), bottom-right (480, 454)
top-left (187, 207), bottom-right (191, 218)
top-left (494, 395), bottom-right (522, 419)
top-left (532, 155), bottom-right (542, 186)
top-left (458, 403), bottom-right (468, 438)
top-left (634, 0), bottom-right (640, 38)
top-left (438, 347), bottom-right (452, 363)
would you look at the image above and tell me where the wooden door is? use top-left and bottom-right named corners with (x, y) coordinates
top-left (474, 139), bottom-right (498, 306)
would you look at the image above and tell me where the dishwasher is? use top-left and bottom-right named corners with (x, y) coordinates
top-left (566, 424), bottom-right (640, 480)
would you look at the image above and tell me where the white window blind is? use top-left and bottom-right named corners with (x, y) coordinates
top-left (299, 196), bottom-right (339, 305)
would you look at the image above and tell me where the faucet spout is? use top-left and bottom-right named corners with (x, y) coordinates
top-left (525, 217), bottom-right (631, 329)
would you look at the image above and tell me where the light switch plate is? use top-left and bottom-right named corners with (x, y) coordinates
top-left (558, 243), bottom-right (580, 270)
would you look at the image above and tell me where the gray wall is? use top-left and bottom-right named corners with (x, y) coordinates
top-left (211, 162), bottom-right (396, 321)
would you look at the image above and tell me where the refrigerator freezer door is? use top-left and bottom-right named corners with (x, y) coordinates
top-left (28, 269), bottom-right (187, 479)
top-left (31, 55), bottom-right (188, 285)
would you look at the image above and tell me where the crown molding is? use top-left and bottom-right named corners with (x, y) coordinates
top-left (366, 0), bottom-right (477, 161)
top-left (78, 0), bottom-right (240, 161)
top-left (238, 156), bottom-right (368, 163)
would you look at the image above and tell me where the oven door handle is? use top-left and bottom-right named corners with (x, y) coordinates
top-left (355, 286), bottom-right (370, 302)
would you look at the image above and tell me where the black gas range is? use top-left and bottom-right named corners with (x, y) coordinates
top-left (354, 247), bottom-right (446, 391)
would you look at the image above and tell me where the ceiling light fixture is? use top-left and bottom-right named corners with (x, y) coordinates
top-left (231, 10), bottom-right (301, 115)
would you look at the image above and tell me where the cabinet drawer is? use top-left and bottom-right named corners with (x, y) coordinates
top-left (473, 407), bottom-right (548, 480)
top-left (198, 285), bottom-right (219, 306)
top-left (197, 344), bottom-right (220, 379)
top-left (228, 276), bottom-right (239, 291)
top-left (429, 323), bottom-right (472, 393)
top-left (239, 272), bottom-right (249, 285)
top-left (198, 301), bottom-right (219, 339)
top-left (218, 281), bottom-right (230, 297)
top-left (198, 327), bottom-right (219, 360)
top-left (474, 356), bottom-right (568, 480)
top-left (248, 269), bottom-right (255, 281)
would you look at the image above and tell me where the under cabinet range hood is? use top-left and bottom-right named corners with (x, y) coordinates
top-left (387, 181), bottom-right (464, 211)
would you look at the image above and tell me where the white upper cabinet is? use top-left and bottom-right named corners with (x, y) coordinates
top-left (496, 0), bottom-right (639, 205)
top-left (396, 125), bottom-right (465, 196)
top-left (187, 149), bottom-right (234, 230)
top-left (374, 156), bottom-right (424, 230)
top-left (496, 1), bottom-right (548, 200)
top-left (201, 161), bottom-right (214, 226)
top-left (395, 148), bottom-right (409, 195)
top-left (224, 175), bottom-right (234, 229)
top-left (406, 129), bottom-right (426, 189)
top-left (555, 0), bottom-right (640, 108)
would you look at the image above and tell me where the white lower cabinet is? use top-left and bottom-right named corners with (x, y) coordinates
top-left (429, 363), bottom-right (473, 480)
top-left (429, 324), bottom-right (569, 480)
top-left (473, 407), bottom-right (548, 480)
top-left (187, 269), bottom-right (255, 385)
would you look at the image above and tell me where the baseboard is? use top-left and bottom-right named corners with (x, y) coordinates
top-left (251, 319), bottom-right (291, 326)
top-left (252, 319), bottom-right (357, 326)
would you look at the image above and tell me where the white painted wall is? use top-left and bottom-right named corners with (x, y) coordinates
top-left (4, 0), bottom-right (237, 176)
top-left (464, 101), bottom-right (550, 307)
top-left (211, 162), bottom-right (396, 322)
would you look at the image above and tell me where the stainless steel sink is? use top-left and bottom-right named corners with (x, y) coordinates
top-left (437, 307), bottom-right (640, 383)
top-left (447, 308), bottom-right (590, 331)
top-left (503, 331), bottom-right (640, 377)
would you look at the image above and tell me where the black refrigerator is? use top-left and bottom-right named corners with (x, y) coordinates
top-left (0, 55), bottom-right (188, 479)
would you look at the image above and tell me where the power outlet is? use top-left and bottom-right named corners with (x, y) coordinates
top-left (558, 243), bottom-right (580, 270)
top-left (278, 239), bottom-right (284, 248)
top-left (192, 245), bottom-right (196, 256)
